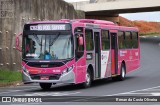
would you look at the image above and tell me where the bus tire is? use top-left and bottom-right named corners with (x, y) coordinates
top-left (82, 69), bottom-right (91, 88)
top-left (118, 63), bottom-right (126, 81)
top-left (39, 83), bottom-right (52, 90)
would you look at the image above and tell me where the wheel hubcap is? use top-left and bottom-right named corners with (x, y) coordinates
top-left (86, 72), bottom-right (90, 85)
top-left (122, 67), bottom-right (125, 78)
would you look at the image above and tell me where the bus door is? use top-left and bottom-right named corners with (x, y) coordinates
top-left (94, 31), bottom-right (101, 78)
top-left (110, 31), bottom-right (118, 75)
top-left (75, 33), bottom-right (86, 83)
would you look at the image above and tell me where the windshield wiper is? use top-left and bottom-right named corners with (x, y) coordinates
top-left (49, 33), bottom-right (60, 46)
top-left (33, 35), bottom-right (42, 45)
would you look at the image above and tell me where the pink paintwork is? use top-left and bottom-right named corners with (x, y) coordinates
top-left (18, 19), bottom-right (140, 85)
top-left (22, 59), bottom-right (75, 75)
top-left (16, 33), bottom-right (22, 52)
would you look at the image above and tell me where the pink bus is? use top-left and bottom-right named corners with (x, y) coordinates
top-left (16, 19), bottom-right (140, 90)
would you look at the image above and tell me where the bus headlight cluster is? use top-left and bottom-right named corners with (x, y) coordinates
top-left (22, 67), bottom-right (29, 75)
top-left (62, 65), bottom-right (74, 75)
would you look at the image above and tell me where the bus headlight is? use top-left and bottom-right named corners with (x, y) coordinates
top-left (62, 65), bottom-right (74, 75)
top-left (22, 67), bottom-right (29, 75)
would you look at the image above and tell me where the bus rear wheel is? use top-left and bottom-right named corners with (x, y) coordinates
top-left (39, 83), bottom-right (52, 90)
top-left (82, 70), bottom-right (91, 88)
top-left (118, 63), bottom-right (126, 81)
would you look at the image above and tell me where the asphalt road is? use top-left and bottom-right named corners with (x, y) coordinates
top-left (0, 36), bottom-right (160, 105)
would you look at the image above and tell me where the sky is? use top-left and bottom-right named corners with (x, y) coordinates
top-left (64, 0), bottom-right (160, 22)
top-left (120, 12), bottom-right (160, 22)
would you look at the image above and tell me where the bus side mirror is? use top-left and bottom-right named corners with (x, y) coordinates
top-left (78, 36), bottom-right (83, 46)
top-left (16, 33), bottom-right (22, 52)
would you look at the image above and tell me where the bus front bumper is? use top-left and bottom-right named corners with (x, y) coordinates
top-left (22, 71), bottom-right (75, 84)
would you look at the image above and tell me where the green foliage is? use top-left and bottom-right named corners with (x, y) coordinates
top-left (0, 69), bottom-right (22, 84)
top-left (140, 32), bottom-right (160, 36)
top-left (75, 10), bottom-right (85, 18)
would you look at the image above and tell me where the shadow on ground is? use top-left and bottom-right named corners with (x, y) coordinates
top-left (26, 76), bottom-right (137, 92)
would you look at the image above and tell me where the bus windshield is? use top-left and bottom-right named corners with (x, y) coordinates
top-left (22, 34), bottom-right (73, 60)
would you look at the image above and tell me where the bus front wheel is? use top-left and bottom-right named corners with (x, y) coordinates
top-left (82, 70), bottom-right (91, 88)
top-left (39, 83), bottom-right (52, 90)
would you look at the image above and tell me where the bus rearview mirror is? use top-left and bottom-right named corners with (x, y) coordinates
top-left (16, 33), bottom-right (22, 52)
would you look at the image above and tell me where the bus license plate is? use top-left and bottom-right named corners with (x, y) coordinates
top-left (40, 76), bottom-right (49, 80)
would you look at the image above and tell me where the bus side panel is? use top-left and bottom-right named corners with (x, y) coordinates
top-left (130, 49), bottom-right (140, 71)
top-left (118, 48), bottom-right (140, 74)
top-left (101, 50), bottom-right (110, 78)
top-left (128, 49), bottom-right (133, 73)
top-left (75, 57), bottom-right (86, 84)
top-left (75, 30), bottom-right (86, 84)
top-left (104, 50), bottom-right (112, 78)
top-left (118, 49), bottom-right (132, 73)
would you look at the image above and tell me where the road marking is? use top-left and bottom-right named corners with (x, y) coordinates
top-left (139, 89), bottom-right (160, 92)
top-left (11, 103), bottom-right (39, 105)
top-left (105, 85), bottom-right (160, 96)
top-left (124, 92), bottom-right (160, 96)
top-left (15, 85), bottom-right (39, 87)
top-left (8, 90), bottom-right (22, 92)
top-left (0, 87), bottom-right (81, 96)
top-left (0, 83), bottom-right (66, 95)
top-left (151, 93), bottom-right (160, 96)
top-left (105, 92), bottom-right (160, 96)
top-left (0, 87), bottom-right (40, 95)
top-left (118, 92), bottom-right (150, 95)
top-left (0, 83), bottom-right (80, 96)
top-left (16, 92), bottom-right (80, 96)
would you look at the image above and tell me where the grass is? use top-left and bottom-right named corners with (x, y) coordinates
top-left (140, 32), bottom-right (160, 36)
top-left (0, 69), bottom-right (22, 86)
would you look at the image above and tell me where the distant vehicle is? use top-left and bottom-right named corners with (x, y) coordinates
top-left (16, 19), bottom-right (140, 90)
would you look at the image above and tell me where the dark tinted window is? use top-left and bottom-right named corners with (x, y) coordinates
top-left (132, 32), bottom-right (138, 48)
top-left (118, 31), bottom-right (125, 49)
top-left (125, 31), bottom-right (132, 49)
top-left (102, 30), bottom-right (110, 50)
top-left (85, 29), bottom-right (94, 51)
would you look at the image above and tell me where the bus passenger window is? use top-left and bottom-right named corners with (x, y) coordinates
top-left (125, 32), bottom-right (132, 49)
top-left (85, 29), bottom-right (94, 51)
top-left (132, 32), bottom-right (138, 48)
top-left (26, 38), bottom-right (36, 54)
top-left (118, 31), bottom-right (125, 49)
top-left (102, 30), bottom-right (110, 50)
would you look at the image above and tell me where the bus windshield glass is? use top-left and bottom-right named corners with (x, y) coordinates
top-left (22, 34), bottom-right (73, 60)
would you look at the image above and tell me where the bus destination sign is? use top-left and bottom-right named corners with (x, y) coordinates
top-left (29, 24), bottom-right (69, 31)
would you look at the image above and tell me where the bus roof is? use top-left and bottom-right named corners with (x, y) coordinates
top-left (27, 19), bottom-right (138, 31)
